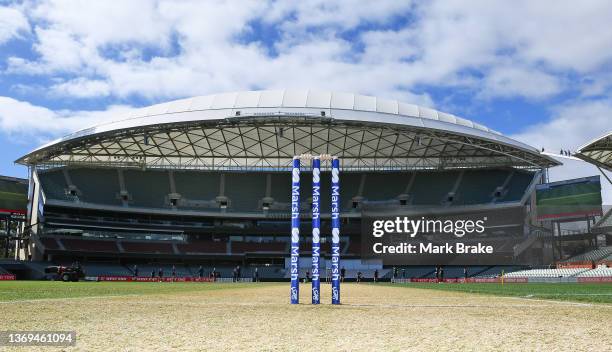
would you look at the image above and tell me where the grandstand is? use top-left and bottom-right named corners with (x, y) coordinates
top-left (561, 246), bottom-right (612, 263)
top-left (37, 168), bottom-right (534, 212)
top-left (576, 265), bottom-right (612, 277)
top-left (12, 89), bottom-right (607, 280)
top-left (497, 266), bottom-right (612, 279)
top-left (503, 268), bottom-right (590, 278)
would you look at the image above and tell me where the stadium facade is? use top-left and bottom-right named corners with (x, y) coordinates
top-left (14, 90), bottom-right (564, 279)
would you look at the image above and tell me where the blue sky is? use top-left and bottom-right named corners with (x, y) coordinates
top-left (0, 0), bottom-right (610, 201)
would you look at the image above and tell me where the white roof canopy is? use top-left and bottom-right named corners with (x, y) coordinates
top-left (575, 131), bottom-right (612, 172)
top-left (17, 90), bottom-right (559, 170)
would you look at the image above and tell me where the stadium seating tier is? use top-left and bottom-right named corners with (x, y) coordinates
top-left (38, 168), bottom-right (536, 212)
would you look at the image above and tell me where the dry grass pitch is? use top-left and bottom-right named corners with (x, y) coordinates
top-left (2, 282), bottom-right (611, 351)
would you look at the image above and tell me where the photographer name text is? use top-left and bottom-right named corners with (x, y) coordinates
top-left (372, 242), bottom-right (493, 254)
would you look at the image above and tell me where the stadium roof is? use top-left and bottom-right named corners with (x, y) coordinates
top-left (575, 131), bottom-right (612, 172)
top-left (16, 90), bottom-right (559, 171)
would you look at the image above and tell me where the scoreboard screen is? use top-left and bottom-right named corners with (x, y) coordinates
top-left (536, 176), bottom-right (603, 220)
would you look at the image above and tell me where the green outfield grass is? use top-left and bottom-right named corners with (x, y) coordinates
top-left (0, 190), bottom-right (27, 209)
top-left (389, 282), bottom-right (612, 304)
top-left (536, 188), bottom-right (602, 218)
top-left (537, 192), bottom-right (600, 205)
top-left (0, 281), bottom-right (271, 301)
top-left (3, 281), bottom-right (611, 305)
top-left (0, 190), bottom-right (27, 201)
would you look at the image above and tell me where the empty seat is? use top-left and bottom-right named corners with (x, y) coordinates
top-left (576, 267), bottom-right (612, 277)
top-left (224, 173), bottom-right (266, 211)
top-left (62, 238), bottom-right (119, 252)
top-left (232, 241), bottom-right (287, 253)
top-left (562, 247), bottom-right (612, 262)
top-left (40, 237), bottom-right (60, 249)
top-left (80, 263), bottom-right (132, 276)
top-left (38, 170), bottom-right (71, 201)
top-left (69, 168), bottom-right (121, 205)
top-left (174, 171), bottom-right (220, 201)
top-left (500, 171), bottom-right (535, 202)
top-left (504, 268), bottom-right (589, 278)
top-left (123, 170), bottom-right (170, 208)
top-left (362, 173), bottom-right (410, 201)
top-left (454, 169), bottom-right (509, 205)
top-left (121, 241), bottom-right (174, 254)
top-left (410, 171), bottom-right (459, 205)
top-left (177, 240), bottom-right (227, 254)
top-left (37, 167), bottom-right (537, 212)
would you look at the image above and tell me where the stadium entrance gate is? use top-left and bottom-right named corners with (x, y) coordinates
top-left (290, 155), bottom-right (341, 305)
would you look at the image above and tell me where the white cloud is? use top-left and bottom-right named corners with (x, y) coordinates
top-left (30, 0), bottom-right (173, 47)
top-left (511, 99), bottom-right (612, 153)
top-left (508, 2), bottom-right (612, 72)
top-left (0, 1), bottom-right (610, 121)
top-left (0, 96), bottom-right (58, 134)
top-left (480, 66), bottom-right (562, 100)
top-left (0, 6), bottom-right (29, 44)
top-left (3, 0), bottom-right (612, 105)
top-left (31, 27), bottom-right (87, 71)
top-left (0, 1), bottom-right (610, 146)
top-left (412, 1), bottom-right (612, 74)
top-left (263, 1), bottom-right (414, 31)
top-left (0, 96), bottom-right (134, 137)
top-left (50, 78), bottom-right (111, 98)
